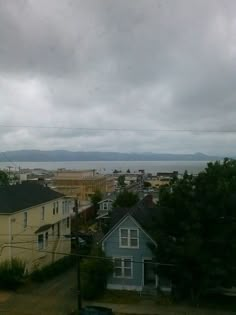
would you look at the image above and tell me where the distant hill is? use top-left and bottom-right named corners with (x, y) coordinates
top-left (0, 150), bottom-right (220, 162)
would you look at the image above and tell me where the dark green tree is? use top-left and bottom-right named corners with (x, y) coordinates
top-left (0, 171), bottom-right (9, 185)
top-left (81, 247), bottom-right (113, 300)
top-left (113, 190), bottom-right (139, 208)
top-left (91, 190), bottom-right (102, 214)
top-left (143, 181), bottom-right (152, 188)
top-left (151, 159), bottom-right (236, 302)
top-left (117, 175), bottom-right (126, 187)
top-left (126, 169), bottom-right (131, 173)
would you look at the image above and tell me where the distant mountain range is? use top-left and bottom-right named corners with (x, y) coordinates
top-left (0, 150), bottom-right (221, 162)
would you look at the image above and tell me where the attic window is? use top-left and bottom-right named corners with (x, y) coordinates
top-left (119, 228), bottom-right (139, 248)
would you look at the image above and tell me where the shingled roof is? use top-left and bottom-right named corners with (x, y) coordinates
top-left (0, 182), bottom-right (64, 214)
top-left (109, 194), bottom-right (157, 232)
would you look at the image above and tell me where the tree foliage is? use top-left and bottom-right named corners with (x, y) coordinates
top-left (151, 159), bottom-right (236, 301)
top-left (144, 181), bottom-right (152, 188)
top-left (91, 190), bottom-right (102, 213)
top-left (0, 171), bottom-right (9, 185)
top-left (117, 175), bottom-right (126, 187)
top-left (113, 190), bottom-right (139, 208)
top-left (0, 258), bottom-right (25, 290)
top-left (81, 247), bottom-right (113, 300)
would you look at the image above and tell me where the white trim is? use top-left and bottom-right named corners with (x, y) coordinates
top-left (98, 199), bottom-right (114, 205)
top-left (113, 256), bottom-right (133, 279)
top-left (107, 283), bottom-right (142, 291)
top-left (119, 228), bottom-right (139, 249)
top-left (101, 214), bottom-right (157, 247)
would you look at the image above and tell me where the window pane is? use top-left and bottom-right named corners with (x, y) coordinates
top-left (120, 229), bottom-right (128, 237)
top-left (121, 238), bottom-right (128, 246)
top-left (124, 268), bottom-right (131, 277)
top-left (38, 234), bottom-right (44, 249)
top-left (124, 259), bottom-right (131, 268)
top-left (114, 268), bottom-right (122, 277)
top-left (130, 230), bottom-right (137, 238)
top-left (114, 259), bottom-right (122, 267)
top-left (130, 238), bottom-right (138, 247)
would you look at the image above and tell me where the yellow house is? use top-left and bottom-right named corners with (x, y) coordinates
top-left (0, 182), bottom-right (71, 273)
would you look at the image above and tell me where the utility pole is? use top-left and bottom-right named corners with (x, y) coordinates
top-left (74, 198), bottom-right (82, 312)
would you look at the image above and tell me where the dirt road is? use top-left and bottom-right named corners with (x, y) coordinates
top-left (0, 268), bottom-right (77, 315)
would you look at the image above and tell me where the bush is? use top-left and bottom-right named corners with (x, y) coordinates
top-left (81, 247), bottom-right (113, 300)
top-left (31, 255), bottom-right (76, 282)
top-left (0, 258), bottom-right (25, 290)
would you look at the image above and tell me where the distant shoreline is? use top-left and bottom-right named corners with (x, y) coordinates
top-left (0, 160), bottom-right (212, 174)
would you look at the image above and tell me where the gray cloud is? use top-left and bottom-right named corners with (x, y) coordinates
top-left (0, 0), bottom-right (236, 155)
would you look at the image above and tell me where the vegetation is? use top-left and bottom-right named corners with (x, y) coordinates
top-left (0, 170), bottom-right (9, 185)
top-left (81, 247), bottom-right (113, 300)
top-left (31, 256), bottom-right (75, 282)
top-left (143, 181), bottom-right (152, 188)
top-left (0, 258), bottom-right (25, 290)
top-left (113, 190), bottom-right (139, 208)
top-left (91, 190), bottom-right (102, 214)
top-left (117, 175), bottom-right (126, 187)
top-left (151, 159), bottom-right (236, 302)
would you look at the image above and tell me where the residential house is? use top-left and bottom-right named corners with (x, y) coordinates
top-left (96, 193), bottom-right (117, 219)
top-left (0, 182), bottom-right (71, 273)
top-left (100, 195), bottom-right (171, 293)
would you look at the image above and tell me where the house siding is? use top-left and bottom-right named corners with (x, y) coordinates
top-left (103, 216), bottom-right (154, 290)
top-left (0, 197), bottom-right (71, 272)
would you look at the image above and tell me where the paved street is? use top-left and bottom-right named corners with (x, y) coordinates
top-left (0, 268), bottom-right (77, 315)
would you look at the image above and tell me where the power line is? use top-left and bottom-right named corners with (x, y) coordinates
top-left (1, 244), bottom-right (174, 267)
top-left (0, 123), bottom-right (236, 133)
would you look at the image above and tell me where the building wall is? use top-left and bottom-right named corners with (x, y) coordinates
top-left (103, 216), bottom-right (154, 291)
top-left (0, 197), bottom-right (71, 272)
top-left (146, 178), bottom-right (170, 188)
top-left (53, 176), bottom-right (115, 201)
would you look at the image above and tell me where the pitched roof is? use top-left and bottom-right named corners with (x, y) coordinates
top-left (109, 194), bottom-right (157, 231)
top-left (0, 182), bottom-right (64, 214)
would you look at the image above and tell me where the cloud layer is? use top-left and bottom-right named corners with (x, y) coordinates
top-left (1, 0), bottom-right (236, 155)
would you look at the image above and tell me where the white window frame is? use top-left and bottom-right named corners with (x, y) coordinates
top-left (37, 231), bottom-right (49, 250)
top-left (119, 228), bottom-right (139, 248)
top-left (113, 257), bottom-right (133, 279)
top-left (38, 233), bottom-right (44, 250)
top-left (103, 202), bottom-right (108, 211)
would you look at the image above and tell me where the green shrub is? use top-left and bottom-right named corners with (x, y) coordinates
top-left (0, 258), bottom-right (25, 290)
top-left (81, 247), bottom-right (113, 300)
top-left (31, 255), bottom-right (76, 282)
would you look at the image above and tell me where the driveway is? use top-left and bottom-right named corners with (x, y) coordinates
top-left (0, 268), bottom-right (77, 315)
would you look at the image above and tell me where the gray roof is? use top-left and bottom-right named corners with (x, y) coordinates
top-left (108, 194), bottom-right (157, 233)
top-left (0, 182), bottom-right (64, 214)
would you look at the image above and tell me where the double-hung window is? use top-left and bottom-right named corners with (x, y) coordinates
top-left (114, 257), bottom-right (133, 278)
top-left (38, 234), bottom-right (44, 250)
top-left (119, 228), bottom-right (139, 248)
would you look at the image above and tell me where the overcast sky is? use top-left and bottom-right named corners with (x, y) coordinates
top-left (0, 0), bottom-right (236, 155)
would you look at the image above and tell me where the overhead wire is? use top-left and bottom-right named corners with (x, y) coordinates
top-left (0, 123), bottom-right (235, 133)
